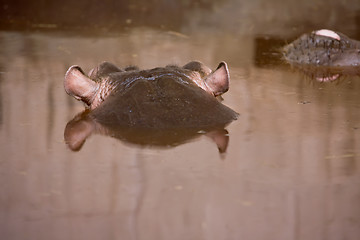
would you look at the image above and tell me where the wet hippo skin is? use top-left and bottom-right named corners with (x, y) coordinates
top-left (64, 61), bottom-right (238, 151)
top-left (283, 29), bottom-right (360, 67)
top-left (282, 29), bottom-right (360, 81)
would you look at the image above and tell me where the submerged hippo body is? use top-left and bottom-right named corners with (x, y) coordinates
top-left (283, 29), bottom-right (360, 81)
top-left (64, 61), bottom-right (238, 151)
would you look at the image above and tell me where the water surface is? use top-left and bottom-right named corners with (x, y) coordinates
top-left (0, 12), bottom-right (360, 240)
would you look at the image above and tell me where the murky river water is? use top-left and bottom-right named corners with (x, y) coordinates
top-left (1, 2), bottom-right (360, 239)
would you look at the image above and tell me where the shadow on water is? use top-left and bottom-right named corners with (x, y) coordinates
top-left (0, 1), bottom-right (360, 240)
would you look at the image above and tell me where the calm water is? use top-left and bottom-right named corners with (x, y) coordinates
top-left (1, 4), bottom-right (360, 240)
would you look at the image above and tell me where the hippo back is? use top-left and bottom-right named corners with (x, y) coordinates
top-left (283, 30), bottom-right (360, 67)
top-left (91, 74), bottom-right (238, 129)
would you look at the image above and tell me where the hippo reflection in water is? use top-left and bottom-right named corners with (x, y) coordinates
top-left (283, 29), bottom-right (360, 81)
top-left (64, 61), bottom-right (238, 152)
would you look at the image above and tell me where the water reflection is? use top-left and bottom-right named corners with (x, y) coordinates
top-left (64, 110), bottom-right (231, 153)
top-left (285, 64), bottom-right (360, 82)
top-left (0, 27), bottom-right (359, 240)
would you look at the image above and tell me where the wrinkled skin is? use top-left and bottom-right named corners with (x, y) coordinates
top-left (283, 29), bottom-right (360, 82)
top-left (64, 61), bottom-right (238, 152)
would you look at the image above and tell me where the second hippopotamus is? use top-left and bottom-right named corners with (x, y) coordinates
top-left (64, 61), bottom-right (238, 129)
top-left (283, 29), bottom-right (360, 67)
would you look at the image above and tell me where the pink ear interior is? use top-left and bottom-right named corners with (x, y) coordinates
top-left (64, 66), bottom-right (98, 106)
top-left (204, 62), bottom-right (230, 96)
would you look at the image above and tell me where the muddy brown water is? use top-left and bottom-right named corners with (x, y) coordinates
top-left (1, 18), bottom-right (360, 240)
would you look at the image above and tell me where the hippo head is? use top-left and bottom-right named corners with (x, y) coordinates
top-left (64, 61), bottom-right (230, 110)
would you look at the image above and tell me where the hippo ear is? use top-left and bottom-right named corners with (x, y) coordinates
top-left (64, 65), bottom-right (98, 107)
top-left (204, 62), bottom-right (230, 96)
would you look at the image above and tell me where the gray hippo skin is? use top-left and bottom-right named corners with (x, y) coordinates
top-left (283, 29), bottom-right (360, 81)
top-left (64, 61), bottom-right (238, 151)
top-left (283, 29), bottom-right (360, 66)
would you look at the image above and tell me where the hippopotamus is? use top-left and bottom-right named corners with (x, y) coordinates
top-left (64, 61), bottom-right (238, 151)
top-left (282, 29), bottom-right (360, 81)
top-left (283, 29), bottom-right (360, 66)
